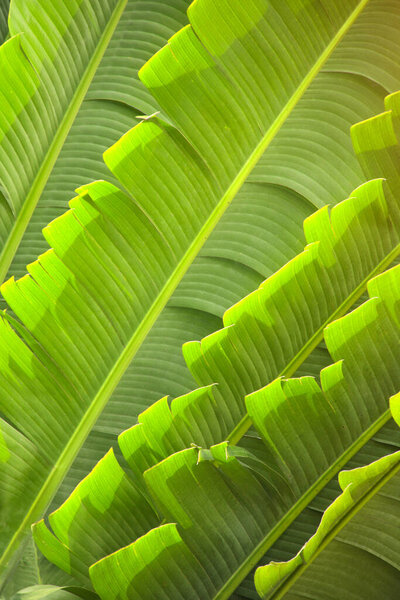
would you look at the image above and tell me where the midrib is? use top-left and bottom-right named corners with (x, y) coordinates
top-left (228, 240), bottom-right (400, 445)
top-left (216, 410), bottom-right (393, 599)
top-left (0, 0), bottom-right (129, 581)
top-left (0, 0), bottom-right (370, 584)
top-left (0, 0), bottom-right (128, 285)
top-left (268, 457), bottom-right (400, 599)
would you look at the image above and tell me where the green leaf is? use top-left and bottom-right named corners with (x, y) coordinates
top-left (4, 0), bottom-right (400, 588)
top-left (9, 586), bottom-right (98, 600)
top-left (0, 0), bottom-right (9, 44)
top-left (18, 0), bottom-right (400, 532)
top-left (0, 536), bottom-right (40, 597)
top-left (0, 0), bottom-right (128, 283)
top-left (31, 79), bottom-right (400, 592)
top-left (255, 418), bottom-right (400, 598)
top-left (87, 0), bottom-right (400, 476)
top-left (0, 0), bottom-right (191, 583)
top-left (91, 523), bottom-right (216, 600)
top-left (82, 260), bottom-right (396, 597)
top-left (33, 224), bottom-right (400, 594)
top-left (111, 91), bottom-right (400, 478)
top-left (32, 449), bottom-right (158, 585)
top-left (4, 0), bottom-right (191, 287)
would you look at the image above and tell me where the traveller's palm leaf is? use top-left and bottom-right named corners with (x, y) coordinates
top-left (3, 0), bottom-right (400, 590)
top-left (254, 395), bottom-right (400, 599)
top-left (32, 98), bottom-right (400, 596)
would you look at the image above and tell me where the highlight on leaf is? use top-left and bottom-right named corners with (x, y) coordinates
top-left (33, 252), bottom-right (400, 597)
top-left (2, 0), bottom-right (400, 597)
top-left (255, 393), bottom-right (400, 599)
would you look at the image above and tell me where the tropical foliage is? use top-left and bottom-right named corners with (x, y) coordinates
top-left (32, 96), bottom-right (400, 598)
top-left (1, 0), bottom-right (400, 598)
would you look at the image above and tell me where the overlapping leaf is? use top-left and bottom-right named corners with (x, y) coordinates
top-left (3, 0), bottom-right (400, 589)
top-left (11, 1), bottom-right (400, 527)
top-left (33, 96), bottom-right (400, 595)
top-left (0, 0), bottom-right (192, 585)
top-left (35, 258), bottom-right (400, 597)
top-left (85, 0), bottom-right (400, 475)
top-left (30, 0), bottom-right (400, 504)
top-left (99, 89), bottom-right (400, 476)
top-left (255, 394), bottom-right (400, 599)
top-left (0, 0), bottom-right (191, 285)
top-left (6, 0), bottom-right (192, 286)
top-left (0, 0), bottom-right (126, 282)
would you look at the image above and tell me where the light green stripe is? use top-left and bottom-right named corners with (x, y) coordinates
top-left (0, 0), bottom-right (128, 582)
top-left (216, 409), bottom-right (392, 599)
top-left (0, 0), bottom-right (128, 285)
top-left (0, 0), bottom-right (371, 585)
top-left (269, 457), bottom-right (400, 599)
top-left (228, 240), bottom-right (400, 445)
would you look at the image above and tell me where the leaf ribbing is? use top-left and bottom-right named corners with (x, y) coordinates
top-left (3, 1), bottom-right (386, 581)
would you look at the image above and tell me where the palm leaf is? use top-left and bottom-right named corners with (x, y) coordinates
top-left (69, 0), bottom-right (400, 512)
top-left (3, 0), bottom-right (400, 586)
top-left (36, 0), bottom-right (400, 469)
top-left (32, 103), bottom-right (400, 594)
top-left (254, 394), bottom-right (400, 599)
top-left (0, 0), bottom-right (125, 282)
top-left (76, 88), bottom-right (400, 483)
top-left (4, 0), bottom-right (191, 286)
top-left (0, 0), bottom-right (193, 584)
top-left (35, 257), bottom-right (400, 597)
